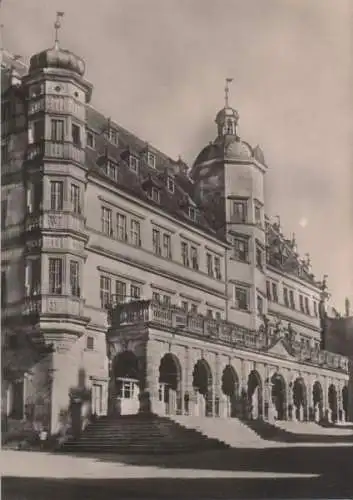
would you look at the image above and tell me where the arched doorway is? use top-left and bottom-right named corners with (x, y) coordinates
top-left (271, 373), bottom-right (286, 420)
top-left (192, 359), bottom-right (213, 417)
top-left (247, 370), bottom-right (263, 420)
top-left (293, 378), bottom-right (307, 421)
top-left (342, 385), bottom-right (348, 422)
top-left (113, 350), bottom-right (141, 415)
top-left (159, 353), bottom-right (182, 416)
top-left (312, 381), bottom-right (324, 422)
top-left (328, 384), bottom-right (338, 423)
top-left (221, 364), bottom-right (239, 417)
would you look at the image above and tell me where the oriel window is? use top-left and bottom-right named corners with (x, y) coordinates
top-left (49, 258), bottom-right (63, 295)
top-left (51, 119), bottom-right (64, 142)
top-left (50, 181), bottom-right (64, 211)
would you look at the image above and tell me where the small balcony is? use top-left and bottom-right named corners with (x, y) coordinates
top-left (25, 210), bottom-right (85, 235)
top-left (107, 300), bottom-right (349, 373)
top-left (26, 141), bottom-right (85, 164)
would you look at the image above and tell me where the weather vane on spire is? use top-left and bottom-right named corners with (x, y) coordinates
top-left (54, 11), bottom-right (65, 50)
top-left (224, 78), bottom-right (233, 108)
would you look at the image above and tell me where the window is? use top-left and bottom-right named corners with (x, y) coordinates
top-left (190, 304), bottom-right (198, 315)
top-left (115, 280), bottom-right (127, 304)
top-left (257, 295), bottom-right (263, 315)
top-left (162, 295), bottom-right (171, 308)
top-left (101, 207), bottom-right (113, 236)
top-left (69, 260), bottom-right (80, 297)
top-left (225, 118), bottom-right (235, 135)
top-left (86, 131), bottom-right (95, 148)
top-left (151, 187), bottom-right (160, 204)
top-left (1, 198), bottom-right (8, 228)
top-left (129, 155), bottom-right (139, 173)
top-left (256, 246), bottom-right (263, 269)
top-left (130, 220), bottom-right (141, 246)
top-left (25, 259), bottom-right (41, 296)
top-left (214, 257), bottom-right (222, 280)
top-left (313, 300), bottom-right (318, 317)
top-left (254, 202), bottom-right (262, 227)
top-left (304, 296), bottom-right (310, 315)
top-left (299, 294), bottom-right (305, 313)
top-left (26, 182), bottom-right (41, 214)
top-left (51, 119), bottom-right (64, 142)
top-left (162, 233), bottom-right (172, 259)
top-left (232, 200), bottom-right (247, 223)
top-left (206, 253), bottom-right (213, 277)
top-left (289, 290), bottom-right (295, 309)
top-left (206, 309), bottom-right (213, 318)
top-left (70, 184), bottom-right (81, 214)
top-left (72, 124), bottom-right (81, 147)
top-left (188, 206), bottom-right (197, 221)
top-left (49, 258), bottom-right (63, 295)
top-left (1, 271), bottom-right (6, 307)
top-left (116, 213), bottom-right (127, 241)
top-left (86, 336), bottom-right (94, 350)
top-left (215, 311), bottom-right (221, 321)
top-left (50, 181), bottom-right (63, 210)
top-left (266, 281), bottom-right (271, 300)
top-left (181, 242), bottom-right (189, 267)
top-left (152, 229), bottom-right (161, 255)
top-left (234, 286), bottom-right (249, 311)
top-left (167, 177), bottom-right (175, 193)
top-left (100, 276), bottom-right (111, 309)
top-left (272, 283), bottom-right (278, 303)
top-left (107, 128), bottom-right (118, 145)
top-left (181, 301), bottom-right (188, 313)
top-left (130, 284), bottom-right (141, 300)
top-left (28, 120), bottom-right (43, 144)
top-left (107, 160), bottom-right (118, 181)
top-left (190, 246), bottom-right (199, 270)
top-left (283, 287), bottom-right (289, 307)
top-left (147, 152), bottom-right (156, 168)
top-left (152, 292), bottom-right (161, 304)
top-left (233, 237), bottom-right (249, 262)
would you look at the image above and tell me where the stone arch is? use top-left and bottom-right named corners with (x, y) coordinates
top-left (328, 384), bottom-right (338, 423)
top-left (271, 373), bottom-right (286, 421)
top-left (158, 353), bottom-right (182, 415)
top-left (192, 359), bottom-right (213, 417)
top-left (247, 370), bottom-right (263, 420)
top-left (342, 385), bottom-right (348, 421)
top-left (312, 381), bottom-right (324, 422)
top-left (221, 364), bottom-right (240, 417)
top-left (111, 350), bottom-right (141, 415)
top-left (292, 377), bottom-right (307, 421)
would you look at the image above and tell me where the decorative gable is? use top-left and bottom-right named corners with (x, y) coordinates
top-left (266, 339), bottom-right (296, 360)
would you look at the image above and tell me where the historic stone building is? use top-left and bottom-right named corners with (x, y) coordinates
top-left (1, 36), bottom-right (350, 435)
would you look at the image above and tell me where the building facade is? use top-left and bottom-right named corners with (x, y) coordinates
top-left (1, 41), bottom-right (349, 435)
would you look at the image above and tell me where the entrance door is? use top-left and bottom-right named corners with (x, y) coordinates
top-left (92, 384), bottom-right (103, 416)
top-left (116, 378), bottom-right (140, 415)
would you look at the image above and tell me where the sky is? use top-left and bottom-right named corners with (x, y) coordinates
top-left (1, 0), bottom-right (352, 311)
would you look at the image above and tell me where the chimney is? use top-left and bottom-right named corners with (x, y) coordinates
top-left (345, 298), bottom-right (350, 317)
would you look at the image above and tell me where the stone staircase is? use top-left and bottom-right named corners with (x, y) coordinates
top-left (275, 420), bottom-right (353, 437)
top-left (60, 414), bottom-right (230, 454)
top-left (170, 415), bottom-right (266, 448)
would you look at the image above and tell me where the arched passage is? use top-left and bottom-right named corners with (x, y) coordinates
top-left (312, 381), bottom-right (324, 422)
top-left (328, 384), bottom-right (338, 423)
top-left (192, 359), bottom-right (213, 416)
top-left (293, 377), bottom-right (307, 421)
top-left (247, 370), bottom-right (263, 420)
top-left (342, 386), bottom-right (348, 422)
top-left (112, 350), bottom-right (141, 415)
top-left (221, 364), bottom-right (240, 417)
top-left (271, 373), bottom-right (286, 420)
top-left (158, 353), bottom-right (182, 415)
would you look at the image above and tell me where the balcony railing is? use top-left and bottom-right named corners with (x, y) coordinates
top-left (25, 210), bottom-right (85, 234)
top-left (22, 294), bottom-right (85, 317)
top-left (108, 300), bottom-right (349, 373)
top-left (26, 141), bottom-right (85, 164)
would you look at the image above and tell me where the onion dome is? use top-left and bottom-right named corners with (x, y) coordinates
top-left (29, 46), bottom-right (85, 76)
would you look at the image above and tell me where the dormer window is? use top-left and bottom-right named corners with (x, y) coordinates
top-left (151, 187), bottom-right (160, 204)
top-left (87, 130), bottom-right (95, 149)
top-left (188, 206), bottom-right (197, 221)
top-left (167, 176), bottom-right (175, 193)
top-left (106, 160), bottom-right (118, 181)
top-left (129, 155), bottom-right (139, 173)
top-left (147, 152), bottom-right (156, 168)
top-left (106, 127), bottom-right (118, 145)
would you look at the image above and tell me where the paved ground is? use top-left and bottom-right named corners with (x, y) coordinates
top-left (2, 444), bottom-right (353, 499)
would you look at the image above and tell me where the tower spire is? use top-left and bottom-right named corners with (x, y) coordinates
top-left (224, 78), bottom-right (233, 108)
top-left (54, 11), bottom-right (64, 50)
